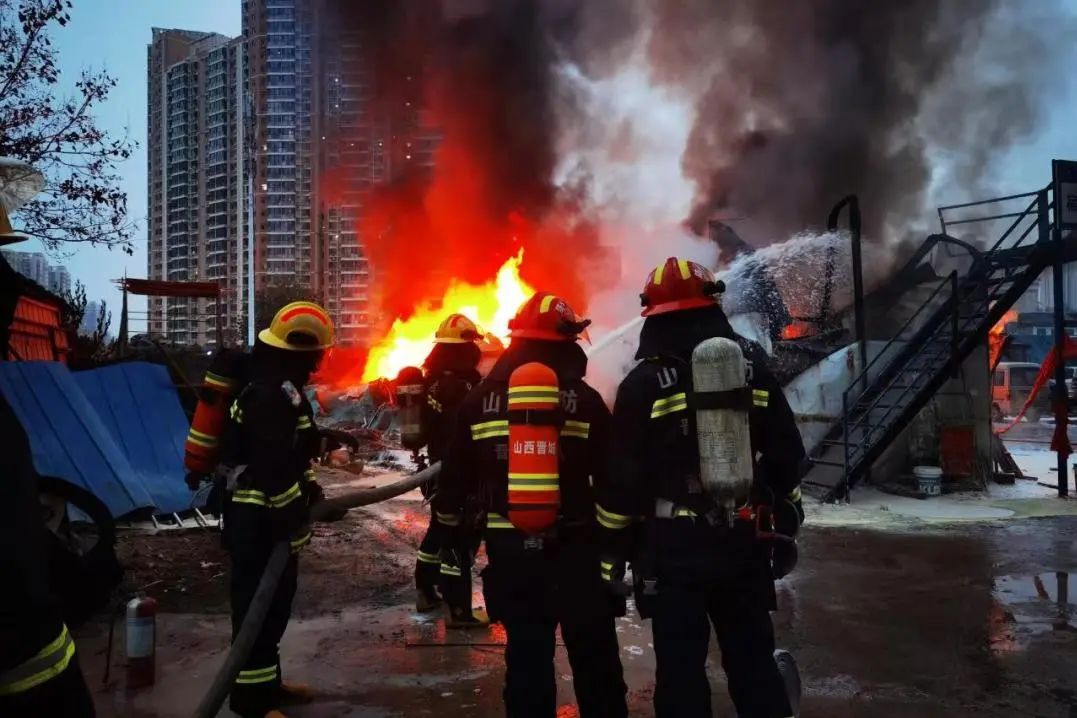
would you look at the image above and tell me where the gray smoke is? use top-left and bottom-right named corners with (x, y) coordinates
top-left (640, 0), bottom-right (1066, 244)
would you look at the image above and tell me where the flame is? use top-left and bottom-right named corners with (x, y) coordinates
top-left (360, 250), bottom-right (534, 382)
top-left (990, 309), bottom-right (1019, 336)
top-left (989, 308), bottom-right (1019, 370)
top-left (781, 321), bottom-right (812, 340)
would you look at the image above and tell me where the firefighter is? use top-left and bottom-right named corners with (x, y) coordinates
top-left (220, 301), bottom-right (344, 718)
top-left (436, 292), bottom-right (628, 718)
top-left (414, 313), bottom-right (489, 627)
top-left (597, 258), bottom-right (805, 718)
top-left (0, 396), bottom-right (95, 717)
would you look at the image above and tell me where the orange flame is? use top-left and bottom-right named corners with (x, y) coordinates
top-left (989, 308), bottom-right (1019, 370)
top-left (990, 309), bottom-right (1019, 336)
top-left (360, 250), bottom-right (534, 382)
top-left (781, 321), bottom-right (812, 340)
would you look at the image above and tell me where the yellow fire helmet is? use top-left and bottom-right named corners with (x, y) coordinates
top-left (258, 301), bottom-right (335, 351)
top-left (434, 313), bottom-right (482, 344)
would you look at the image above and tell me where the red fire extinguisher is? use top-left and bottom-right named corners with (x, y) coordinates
top-left (125, 596), bottom-right (157, 690)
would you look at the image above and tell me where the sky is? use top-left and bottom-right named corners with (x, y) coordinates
top-left (9, 0), bottom-right (1077, 333)
top-left (13, 0), bottom-right (241, 330)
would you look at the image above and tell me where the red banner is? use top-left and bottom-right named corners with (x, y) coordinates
top-left (997, 337), bottom-right (1075, 458)
top-left (116, 278), bottom-right (220, 298)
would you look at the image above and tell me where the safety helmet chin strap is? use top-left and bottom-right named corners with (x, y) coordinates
top-left (557, 317), bottom-right (592, 337)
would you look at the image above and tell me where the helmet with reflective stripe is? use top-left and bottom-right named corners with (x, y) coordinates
top-left (508, 292), bottom-right (591, 342)
top-left (258, 301), bottom-right (335, 351)
top-left (434, 313), bottom-right (481, 344)
top-left (640, 257), bottom-right (725, 317)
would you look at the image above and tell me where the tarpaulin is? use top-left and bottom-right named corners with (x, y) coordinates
top-left (0, 361), bottom-right (154, 518)
top-left (74, 362), bottom-right (197, 515)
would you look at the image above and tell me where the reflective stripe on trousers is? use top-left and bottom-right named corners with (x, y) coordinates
top-left (0, 624), bottom-right (76, 696)
top-left (486, 512), bottom-right (515, 530)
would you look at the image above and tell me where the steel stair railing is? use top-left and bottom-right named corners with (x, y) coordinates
top-left (825, 188), bottom-right (1054, 501)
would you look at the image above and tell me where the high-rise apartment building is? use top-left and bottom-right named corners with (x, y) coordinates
top-left (80, 300), bottom-right (101, 336)
top-left (1, 249), bottom-right (71, 296)
top-left (147, 28), bottom-right (249, 347)
top-left (47, 265), bottom-right (71, 297)
top-left (243, 0), bottom-right (315, 302)
top-left (244, 0), bottom-right (437, 346)
top-left (1, 249), bottom-right (49, 287)
top-left (144, 6), bottom-right (438, 348)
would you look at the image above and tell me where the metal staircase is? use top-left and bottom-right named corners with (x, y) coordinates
top-left (806, 187), bottom-right (1075, 501)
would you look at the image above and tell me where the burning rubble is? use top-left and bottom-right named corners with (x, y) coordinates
top-left (361, 251), bottom-right (529, 382)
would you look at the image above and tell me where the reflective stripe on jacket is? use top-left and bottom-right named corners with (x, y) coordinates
top-left (0, 624), bottom-right (75, 696)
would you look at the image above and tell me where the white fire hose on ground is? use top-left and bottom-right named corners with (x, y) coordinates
top-left (193, 461), bottom-right (441, 718)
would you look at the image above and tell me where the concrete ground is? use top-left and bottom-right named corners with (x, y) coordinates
top-left (77, 466), bottom-right (1077, 717)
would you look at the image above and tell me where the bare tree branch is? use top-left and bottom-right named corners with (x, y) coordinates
top-left (0, 0), bottom-right (136, 254)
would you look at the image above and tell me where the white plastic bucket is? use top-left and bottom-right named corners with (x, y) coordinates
top-left (914, 465), bottom-right (943, 496)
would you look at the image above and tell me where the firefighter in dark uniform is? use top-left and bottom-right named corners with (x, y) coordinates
top-left (0, 396), bottom-right (95, 717)
top-left (414, 313), bottom-right (489, 627)
top-left (221, 301), bottom-right (344, 718)
top-left (436, 292), bottom-right (628, 718)
top-left (597, 258), bottom-right (805, 718)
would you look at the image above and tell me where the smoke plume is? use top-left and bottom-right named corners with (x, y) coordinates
top-left (642, 0), bottom-right (1061, 244)
top-left (323, 0), bottom-right (1066, 373)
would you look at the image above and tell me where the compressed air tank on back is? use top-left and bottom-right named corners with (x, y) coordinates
top-left (691, 337), bottom-right (754, 517)
top-left (395, 366), bottom-right (426, 451)
top-left (185, 350), bottom-right (248, 474)
top-left (507, 362), bottom-right (561, 535)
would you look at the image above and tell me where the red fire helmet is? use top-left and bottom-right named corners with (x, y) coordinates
top-left (508, 292), bottom-right (591, 342)
top-left (640, 257), bottom-right (725, 317)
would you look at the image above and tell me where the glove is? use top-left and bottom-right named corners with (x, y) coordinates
top-left (600, 556), bottom-right (629, 617)
top-left (312, 499), bottom-right (348, 523)
top-left (308, 483), bottom-right (348, 522)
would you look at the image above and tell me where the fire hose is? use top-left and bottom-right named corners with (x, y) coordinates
top-left (192, 461), bottom-right (441, 718)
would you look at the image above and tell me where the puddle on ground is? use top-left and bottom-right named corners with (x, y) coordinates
top-left (990, 572), bottom-right (1076, 653)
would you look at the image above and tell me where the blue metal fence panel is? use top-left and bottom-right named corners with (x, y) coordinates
top-left (74, 362), bottom-right (199, 515)
top-left (0, 361), bottom-right (154, 518)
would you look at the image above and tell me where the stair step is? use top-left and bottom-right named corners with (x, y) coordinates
top-left (809, 458), bottom-right (844, 468)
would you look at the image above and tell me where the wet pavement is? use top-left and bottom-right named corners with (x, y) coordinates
top-left (79, 507), bottom-right (1077, 717)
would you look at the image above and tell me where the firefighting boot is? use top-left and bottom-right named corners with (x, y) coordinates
top-left (415, 550), bottom-right (443, 612)
top-left (446, 606), bottom-right (491, 629)
top-left (774, 649), bottom-right (802, 717)
top-left (416, 587), bottom-right (444, 613)
top-left (278, 681), bottom-right (315, 705)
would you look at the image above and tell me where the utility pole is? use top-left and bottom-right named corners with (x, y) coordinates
top-left (1050, 160), bottom-right (1077, 497)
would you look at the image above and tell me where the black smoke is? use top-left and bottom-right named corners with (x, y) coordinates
top-left (644, 0), bottom-right (1062, 244)
top-left (324, 0), bottom-right (1066, 279)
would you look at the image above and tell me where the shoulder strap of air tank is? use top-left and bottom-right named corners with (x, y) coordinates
top-left (690, 387), bottom-right (752, 411)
